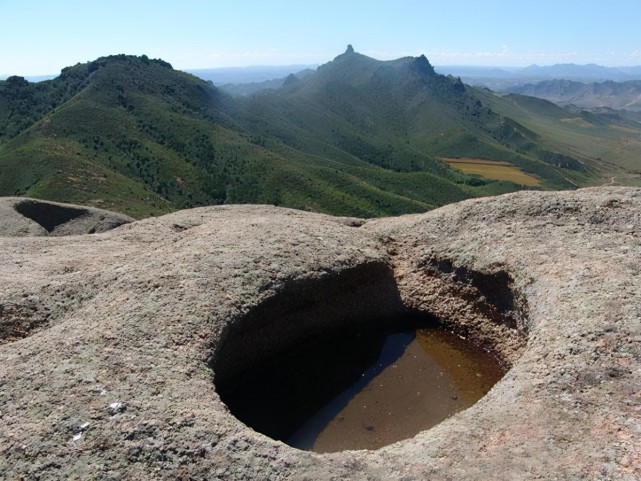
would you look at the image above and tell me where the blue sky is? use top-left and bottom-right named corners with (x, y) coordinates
top-left (1, 0), bottom-right (640, 76)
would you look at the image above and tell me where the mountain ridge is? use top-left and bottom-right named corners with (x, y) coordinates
top-left (1, 48), bottom-right (636, 218)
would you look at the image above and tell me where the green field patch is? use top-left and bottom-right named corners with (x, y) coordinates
top-left (440, 158), bottom-right (541, 186)
top-left (561, 117), bottom-right (595, 128)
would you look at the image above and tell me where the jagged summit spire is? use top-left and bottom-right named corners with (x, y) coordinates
top-left (345, 44), bottom-right (355, 54)
top-left (411, 54), bottom-right (436, 76)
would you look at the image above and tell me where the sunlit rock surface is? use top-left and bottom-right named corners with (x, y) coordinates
top-left (1, 187), bottom-right (640, 480)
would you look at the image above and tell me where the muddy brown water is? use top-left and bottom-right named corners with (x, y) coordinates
top-left (216, 317), bottom-right (506, 453)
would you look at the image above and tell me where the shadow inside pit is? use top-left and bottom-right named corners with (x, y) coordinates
top-left (214, 262), bottom-right (407, 441)
top-left (15, 199), bottom-right (90, 233)
top-left (221, 321), bottom-right (386, 442)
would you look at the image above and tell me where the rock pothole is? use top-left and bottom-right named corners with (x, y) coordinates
top-left (214, 255), bottom-right (528, 452)
top-left (214, 261), bottom-right (404, 384)
top-left (2, 197), bottom-right (134, 236)
top-left (14, 199), bottom-right (91, 233)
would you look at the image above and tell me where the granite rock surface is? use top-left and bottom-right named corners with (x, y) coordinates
top-left (1, 187), bottom-right (640, 480)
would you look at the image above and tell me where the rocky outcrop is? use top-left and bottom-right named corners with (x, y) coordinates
top-left (1, 188), bottom-right (640, 480)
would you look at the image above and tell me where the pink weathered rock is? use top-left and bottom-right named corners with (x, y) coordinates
top-left (0, 187), bottom-right (640, 480)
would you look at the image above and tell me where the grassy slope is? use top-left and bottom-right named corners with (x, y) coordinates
top-left (474, 89), bottom-right (641, 186)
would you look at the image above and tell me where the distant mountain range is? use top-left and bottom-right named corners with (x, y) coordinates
top-left (216, 69), bottom-right (316, 97)
top-left (1, 48), bottom-right (639, 218)
top-left (518, 63), bottom-right (641, 80)
top-left (503, 79), bottom-right (641, 112)
top-left (438, 63), bottom-right (641, 81)
top-left (438, 63), bottom-right (641, 91)
top-left (8, 62), bottom-right (641, 87)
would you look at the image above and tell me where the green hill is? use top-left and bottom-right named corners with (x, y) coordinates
top-left (1, 48), bottom-right (627, 218)
top-left (473, 88), bottom-right (641, 185)
top-left (232, 48), bottom-right (586, 185)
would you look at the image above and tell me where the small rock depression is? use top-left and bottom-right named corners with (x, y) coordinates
top-left (4, 197), bottom-right (134, 236)
top-left (214, 258), bottom-right (526, 451)
top-left (14, 199), bottom-right (91, 233)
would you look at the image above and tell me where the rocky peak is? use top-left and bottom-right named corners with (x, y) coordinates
top-left (283, 73), bottom-right (299, 87)
top-left (411, 54), bottom-right (436, 76)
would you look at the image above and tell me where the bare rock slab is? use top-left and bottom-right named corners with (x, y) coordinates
top-left (1, 187), bottom-right (640, 480)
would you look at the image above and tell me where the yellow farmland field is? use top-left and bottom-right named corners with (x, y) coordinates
top-left (440, 158), bottom-right (541, 186)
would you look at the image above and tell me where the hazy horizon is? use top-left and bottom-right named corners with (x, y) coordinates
top-left (5, 57), bottom-right (641, 83)
top-left (2, 0), bottom-right (640, 77)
